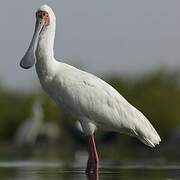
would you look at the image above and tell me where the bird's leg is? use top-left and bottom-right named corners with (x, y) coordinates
top-left (86, 134), bottom-right (99, 174)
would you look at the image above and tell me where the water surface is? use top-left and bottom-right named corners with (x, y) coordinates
top-left (0, 161), bottom-right (180, 180)
top-left (0, 142), bottom-right (179, 179)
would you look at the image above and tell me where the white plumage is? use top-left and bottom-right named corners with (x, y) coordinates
top-left (41, 62), bottom-right (160, 147)
top-left (20, 4), bottom-right (161, 147)
top-left (20, 3), bottom-right (160, 159)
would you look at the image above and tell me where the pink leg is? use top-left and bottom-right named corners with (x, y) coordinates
top-left (85, 134), bottom-right (99, 174)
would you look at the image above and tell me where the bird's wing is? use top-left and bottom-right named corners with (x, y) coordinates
top-left (56, 64), bottom-right (161, 147)
top-left (63, 68), bottom-right (160, 147)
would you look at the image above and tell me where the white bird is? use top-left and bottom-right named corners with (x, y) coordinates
top-left (15, 98), bottom-right (60, 146)
top-left (15, 99), bottom-right (44, 146)
top-left (20, 4), bottom-right (161, 174)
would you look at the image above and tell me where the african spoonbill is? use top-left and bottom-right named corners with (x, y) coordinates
top-left (20, 4), bottom-right (161, 174)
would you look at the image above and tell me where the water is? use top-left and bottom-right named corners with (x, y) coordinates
top-left (0, 143), bottom-right (179, 179)
top-left (0, 161), bottom-right (180, 179)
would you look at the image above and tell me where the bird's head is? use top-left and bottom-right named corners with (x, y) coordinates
top-left (20, 4), bottom-right (56, 69)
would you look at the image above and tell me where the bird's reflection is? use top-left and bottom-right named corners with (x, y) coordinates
top-left (86, 171), bottom-right (99, 180)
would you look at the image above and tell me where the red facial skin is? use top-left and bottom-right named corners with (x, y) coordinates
top-left (36, 10), bottom-right (50, 26)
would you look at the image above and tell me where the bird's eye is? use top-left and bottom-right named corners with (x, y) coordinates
top-left (36, 11), bottom-right (40, 17)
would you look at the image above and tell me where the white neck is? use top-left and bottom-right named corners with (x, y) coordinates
top-left (35, 22), bottom-right (56, 80)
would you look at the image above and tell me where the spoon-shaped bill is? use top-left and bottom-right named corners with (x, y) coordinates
top-left (20, 20), bottom-right (45, 69)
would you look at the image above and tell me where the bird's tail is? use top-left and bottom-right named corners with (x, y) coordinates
top-left (137, 133), bottom-right (161, 147)
top-left (135, 120), bottom-right (161, 148)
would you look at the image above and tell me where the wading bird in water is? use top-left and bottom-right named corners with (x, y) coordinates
top-left (20, 4), bottom-right (161, 174)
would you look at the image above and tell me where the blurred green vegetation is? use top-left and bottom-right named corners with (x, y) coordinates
top-left (0, 69), bottom-right (179, 141)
